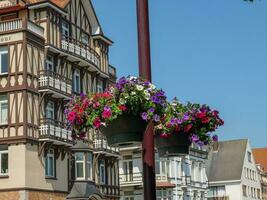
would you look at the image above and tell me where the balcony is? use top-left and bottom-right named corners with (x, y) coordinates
top-left (39, 118), bottom-right (73, 146)
top-left (119, 172), bottom-right (143, 187)
top-left (61, 35), bottom-right (100, 69)
top-left (0, 18), bottom-right (44, 38)
top-left (0, 0), bottom-right (16, 9)
top-left (38, 70), bottom-right (72, 99)
top-left (93, 133), bottom-right (119, 157)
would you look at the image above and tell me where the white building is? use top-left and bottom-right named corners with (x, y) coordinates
top-left (119, 144), bottom-right (209, 200)
top-left (206, 139), bottom-right (261, 200)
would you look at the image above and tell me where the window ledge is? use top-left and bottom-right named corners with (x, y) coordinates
top-left (0, 175), bottom-right (9, 178)
top-left (45, 176), bottom-right (57, 180)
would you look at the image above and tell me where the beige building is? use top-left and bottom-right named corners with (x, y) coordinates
top-left (0, 0), bottom-right (120, 199)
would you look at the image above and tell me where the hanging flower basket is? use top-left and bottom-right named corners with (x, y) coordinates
top-left (100, 114), bottom-right (147, 146)
top-left (154, 98), bottom-right (224, 157)
top-left (65, 76), bottom-right (167, 146)
top-left (155, 132), bottom-right (191, 157)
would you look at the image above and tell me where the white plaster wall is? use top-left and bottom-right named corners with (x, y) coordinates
top-left (225, 183), bottom-right (242, 200)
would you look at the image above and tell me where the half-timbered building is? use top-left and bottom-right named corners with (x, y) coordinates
top-left (0, 0), bottom-right (119, 199)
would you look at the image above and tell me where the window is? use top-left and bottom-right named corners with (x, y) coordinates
top-left (46, 101), bottom-right (55, 120)
top-left (45, 55), bottom-right (54, 72)
top-left (62, 20), bottom-right (69, 37)
top-left (87, 153), bottom-right (93, 180)
top-left (247, 151), bottom-right (252, 163)
top-left (124, 197), bottom-right (134, 200)
top-left (123, 160), bottom-right (133, 182)
top-left (0, 46), bottom-right (8, 74)
top-left (243, 185), bottom-right (247, 197)
top-left (73, 69), bottom-right (81, 93)
top-left (45, 149), bottom-right (55, 177)
top-left (156, 189), bottom-right (172, 200)
top-left (0, 145), bottom-right (8, 176)
top-left (81, 32), bottom-right (89, 45)
top-left (75, 152), bottom-right (85, 179)
top-left (99, 160), bottom-right (105, 184)
top-left (0, 95), bottom-right (7, 125)
top-left (97, 80), bottom-right (103, 93)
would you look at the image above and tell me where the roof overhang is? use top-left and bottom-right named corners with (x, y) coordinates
top-left (92, 34), bottom-right (113, 45)
top-left (27, 1), bottom-right (67, 16)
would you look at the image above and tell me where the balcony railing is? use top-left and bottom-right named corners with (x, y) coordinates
top-left (94, 138), bottom-right (119, 155)
top-left (38, 70), bottom-right (72, 98)
top-left (0, 0), bottom-right (16, 9)
top-left (181, 176), bottom-right (191, 186)
top-left (207, 196), bottom-right (230, 200)
top-left (98, 184), bottom-right (120, 197)
top-left (39, 118), bottom-right (73, 145)
top-left (0, 18), bottom-right (44, 38)
top-left (61, 35), bottom-right (100, 68)
top-left (120, 172), bottom-right (143, 186)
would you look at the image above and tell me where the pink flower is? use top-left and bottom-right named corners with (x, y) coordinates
top-left (118, 105), bottom-right (127, 111)
top-left (93, 102), bottom-right (100, 108)
top-left (196, 112), bottom-right (206, 119)
top-left (68, 111), bottom-right (76, 122)
top-left (102, 109), bottom-right (112, 119)
top-left (93, 117), bottom-right (102, 128)
top-left (201, 117), bottom-right (210, 124)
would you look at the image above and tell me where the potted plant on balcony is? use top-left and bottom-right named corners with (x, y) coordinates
top-left (154, 98), bottom-right (224, 157)
top-left (65, 76), bottom-right (168, 146)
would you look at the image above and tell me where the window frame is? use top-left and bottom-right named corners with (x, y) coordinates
top-left (0, 149), bottom-right (8, 176)
top-left (75, 152), bottom-right (85, 180)
top-left (73, 69), bottom-right (81, 93)
top-left (99, 160), bottom-right (105, 184)
top-left (46, 100), bottom-right (55, 120)
top-left (45, 149), bottom-right (55, 178)
top-left (45, 55), bottom-right (54, 72)
top-left (97, 79), bottom-right (103, 93)
top-left (0, 46), bottom-right (8, 75)
top-left (87, 153), bottom-right (93, 180)
top-left (0, 95), bottom-right (8, 125)
top-left (62, 20), bottom-right (70, 37)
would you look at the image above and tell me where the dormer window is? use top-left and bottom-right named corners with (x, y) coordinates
top-left (62, 20), bottom-right (69, 37)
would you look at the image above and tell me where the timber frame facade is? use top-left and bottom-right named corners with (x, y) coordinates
top-left (0, 0), bottom-right (119, 199)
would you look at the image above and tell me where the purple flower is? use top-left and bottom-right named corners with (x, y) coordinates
top-left (155, 90), bottom-right (165, 97)
top-left (212, 135), bottom-right (218, 142)
top-left (191, 134), bottom-right (199, 143)
top-left (64, 108), bottom-right (69, 115)
top-left (143, 81), bottom-right (151, 87)
top-left (183, 113), bottom-right (190, 121)
top-left (148, 108), bottom-right (155, 113)
top-left (177, 118), bottom-right (183, 124)
top-left (170, 118), bottom-right (177, 126)
top-left (197, 141), bottom-right (204, 147)
top-left (141, 112), bottom-right (148, 121)
top-left (151, 96), bottom-right (161, 104)
top-left (104, 106), bottom-right (111, 111)
top-left (153, 114), bottom-right (160, 122)
top-left (80, 93), bottom-right (86, 98)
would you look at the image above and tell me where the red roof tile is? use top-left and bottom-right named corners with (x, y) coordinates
top-left (252, 148), bottom-right (267, 173)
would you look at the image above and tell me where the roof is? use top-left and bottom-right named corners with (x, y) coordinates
top-left (66, 181), bottom-right (103, 200)
top-left (26, 0), bottom-right (70, 9)
top-left (206, 139), bottom-right (248, 183)
top-left (252, 148), bottom-right (267, 173)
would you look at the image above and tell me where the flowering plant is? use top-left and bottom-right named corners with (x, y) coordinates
top-left (155, 98), bottom-right (224, 146)
top-left (65, 76), bottom-right (168, 138)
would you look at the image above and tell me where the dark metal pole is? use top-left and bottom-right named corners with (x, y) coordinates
top-left (136, 0), bottom-right (156, 200)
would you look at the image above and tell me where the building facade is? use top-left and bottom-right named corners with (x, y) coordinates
top-left (206, 139), bottom-right (261, 200)
top-left (0, 0), bottom-right (119, 199)
top-left (119, 144), bottom-right (209, 200)
top-left (253, 148), bottom-right (267, 200)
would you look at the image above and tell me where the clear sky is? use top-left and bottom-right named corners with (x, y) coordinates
top-left (92, 0), bottom-right (267, 148)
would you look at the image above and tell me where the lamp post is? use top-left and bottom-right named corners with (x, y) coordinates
top-left (136, 0), bottom-right (156, 199)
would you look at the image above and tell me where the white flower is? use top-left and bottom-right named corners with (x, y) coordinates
top-left (119, 98), bottom-right (126, 104)
top-left (129, 76), bottom-right (137, 81)
top-left (144, 93), bottom-right (150, 100)
top-left (124, 93), bottom-right (129, 99)
top-left (131, 91), bottom-right (136, 95)
top-left (136, 85), bottom-right (144, 91)
top-left (150, 84), bottom-right (156, 89)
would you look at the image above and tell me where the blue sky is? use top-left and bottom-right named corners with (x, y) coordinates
top-left (92, 0), bottom-right (267, 148)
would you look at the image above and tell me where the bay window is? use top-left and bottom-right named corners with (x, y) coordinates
top-left (75, 152), bottom-right (85, 179)
top-left (87, 153), bottom-right (93, 180)
top-left (45, 149), bottom-right (55, 177)
top-left (0, 46), bottom-right (8, 74)
top-left (0, 95), bottom-right (7, 125)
